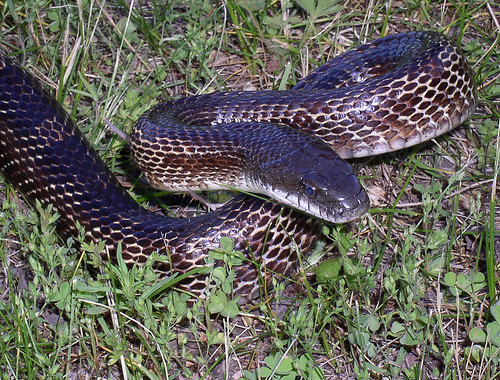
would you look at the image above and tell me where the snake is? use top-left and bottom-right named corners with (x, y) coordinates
top-left (0, 31), bottom-right (476, 301)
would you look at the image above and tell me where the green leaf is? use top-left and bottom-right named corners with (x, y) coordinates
top-left (487, 322), bottom-right (500, 347)
top-left (465, 345), bottom-right (483, 363)
top-left (212, 267), bottom-right (227, 282)
top-left (400, 331), bottom-right (419, 346)
top-left (207, 290), bottom-right (226, 314)
top-left (444, 272), bottom-right (457, 286)
top-left (294, 0), bottom-right (341, 20)
top-left (220, 236), bottom-right (235, 251)
top-left (391, 321), bottom-right (405, 335)
top-left (315, 257), bottom-right (342, 281)
top-left (237, 0), bottom-right (267, 12)
top-left (473, 272), bottom-right (486, 285)
top-left (264, 352), bottom-right (294, 375)
top-left (469, 327), bottom-right (486, 343)
top-left (85, 306), bottom-right (108, 315)
top-left (367, 315), bottom-right (381, 332)
top-left (491, 305), bottom-right (500, 323)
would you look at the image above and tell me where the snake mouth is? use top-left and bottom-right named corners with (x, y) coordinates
top-left (268, 185), bottom-right (370, 224)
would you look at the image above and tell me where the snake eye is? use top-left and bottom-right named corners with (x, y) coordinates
top-left (304, 185), bottom-right (317, 198)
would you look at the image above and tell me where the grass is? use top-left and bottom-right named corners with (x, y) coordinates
top-left (0, 0), bottom-right (499, 378)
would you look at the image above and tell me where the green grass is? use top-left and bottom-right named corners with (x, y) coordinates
top-left (0, 0), bottom-right (499, 378)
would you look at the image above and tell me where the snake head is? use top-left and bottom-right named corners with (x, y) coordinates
top-left (258, 139), bottom-right (370, 224)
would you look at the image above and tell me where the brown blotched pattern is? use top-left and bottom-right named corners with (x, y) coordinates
top-left (134, 31), bottom-right (476, 161)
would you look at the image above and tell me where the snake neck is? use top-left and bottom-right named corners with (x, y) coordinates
top-left (132, 107), bottom-right (370, 224)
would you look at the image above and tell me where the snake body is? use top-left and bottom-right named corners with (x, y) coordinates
top-left (0, 31), bottom-right (476, 299)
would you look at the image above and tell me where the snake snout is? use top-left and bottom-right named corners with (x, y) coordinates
top-left (298, 141), bottom-right (370, 223)
top-left (334, 183), bottom-right (370, 223)
top-left (307, 170), bottom-right (370, 224)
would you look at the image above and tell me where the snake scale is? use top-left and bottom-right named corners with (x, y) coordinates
top-left (0, 31), bottom-right (476, 300)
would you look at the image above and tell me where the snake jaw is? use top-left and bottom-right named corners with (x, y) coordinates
top-left (261, 180), bottom-right (369, 224)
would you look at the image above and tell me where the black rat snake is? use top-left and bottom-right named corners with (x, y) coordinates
top-left (0, 32), bottom-right (476, 300)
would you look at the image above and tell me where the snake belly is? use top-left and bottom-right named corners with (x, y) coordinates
top-left (0, 31), bottom-right (476, 300)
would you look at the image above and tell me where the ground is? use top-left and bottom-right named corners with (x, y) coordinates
top-left (0, 0), bottom-right (499, 379)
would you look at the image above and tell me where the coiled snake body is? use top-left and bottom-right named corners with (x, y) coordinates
top-left (0, 32), bottom-right (476, 300)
